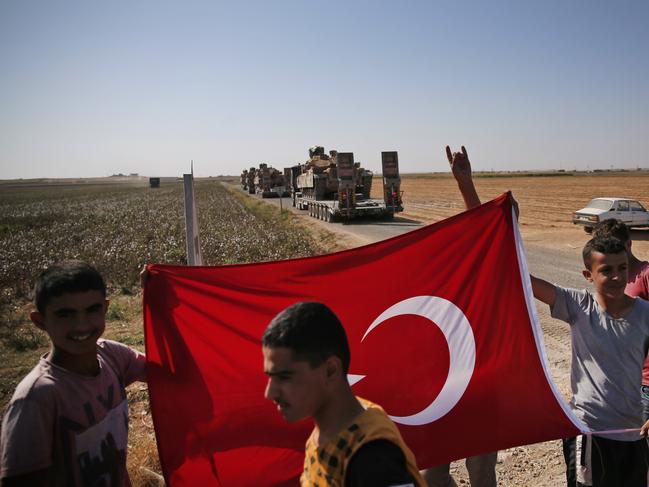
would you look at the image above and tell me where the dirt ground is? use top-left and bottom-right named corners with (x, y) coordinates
top-left (372, 173), bottom-right (649, 486)
top-left (391, 172), bottom-right (649, 252)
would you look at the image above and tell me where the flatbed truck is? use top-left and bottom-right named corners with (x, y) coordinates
top-left (292, 151), bottom-right (403, 222)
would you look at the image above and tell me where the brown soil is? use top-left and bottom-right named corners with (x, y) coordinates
top-left (378, 173), bottom-right (649, 254)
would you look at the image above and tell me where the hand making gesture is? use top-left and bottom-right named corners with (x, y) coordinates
top-left (446, 145), bottom-right (481, 209)
top-left (446, 145), bottom-right (472, 185)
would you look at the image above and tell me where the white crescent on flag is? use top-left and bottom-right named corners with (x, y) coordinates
top-left (353, 296), bottom-right (476, 426)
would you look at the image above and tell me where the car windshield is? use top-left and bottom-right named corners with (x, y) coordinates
top-left (586, 199), bottom-right (613, 211)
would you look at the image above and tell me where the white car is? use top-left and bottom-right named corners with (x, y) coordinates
top-left (573, 198), bottom-right (649, 233)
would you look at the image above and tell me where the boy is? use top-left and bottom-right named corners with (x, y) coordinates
top-left (445, 145), bottom-right (649, 486)
top-left (422, 146), bottom-right (498, 487)
top-left (262, 301), bottom-right (426, 487)
top-left (563, 219), bottom-right (649, 484)
top-left (593, 219), bottom-right (649, 303)
top-left (592, 219), bottom-right (649, 420)
top-left (0, 261), bottom-right (146, 486)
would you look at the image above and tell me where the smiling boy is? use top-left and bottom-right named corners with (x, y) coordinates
top-left (446, 145), bottom-right (649, 487)
top-left (0, 261), bottom-right (146, 486)
top-left (262, 301), bottom-right (426, 487)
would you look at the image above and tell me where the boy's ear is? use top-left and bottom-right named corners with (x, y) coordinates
top-left (30, 311), bottom-right (46, 331)
top-left (324, 356), bottom-right (342, 382)
top-left (582, 269), bottom-right (593, 282)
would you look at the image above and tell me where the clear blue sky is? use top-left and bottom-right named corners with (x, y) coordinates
top-left (1, 0), bottom-right (647, 178)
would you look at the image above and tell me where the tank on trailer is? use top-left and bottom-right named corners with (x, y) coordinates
top-left (292, 146), bottom-right (403, 222)
top-left (240, 169), bottom-right (249, 190)
top-left (254, 163), bottom-right (289, 197)
top-left (246, 167), bottom-right (256, 194)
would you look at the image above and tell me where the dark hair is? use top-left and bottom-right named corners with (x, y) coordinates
top-left (34, 260), bottom-right (106, 313)
top-left (582, 237), bottom-right (626, 269)
top-left (262, 302), bottom-right (351, 374)
top-left (592, 219), bottom-right (630, 243)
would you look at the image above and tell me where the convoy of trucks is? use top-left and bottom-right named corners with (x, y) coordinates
top-left (241, 146), bottom-right (403, 222)
top-left (241, 164), bottom-right (288, 197)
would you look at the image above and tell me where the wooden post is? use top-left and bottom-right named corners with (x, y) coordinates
top-left (183, 168), bottom-right (203, 266)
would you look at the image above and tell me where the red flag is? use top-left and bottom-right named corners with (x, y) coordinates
top-left (143, 193), bottom-right (583, 486)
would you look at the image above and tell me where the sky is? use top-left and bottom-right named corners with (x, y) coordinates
top-left (1, 0), bottom-right (648, 178)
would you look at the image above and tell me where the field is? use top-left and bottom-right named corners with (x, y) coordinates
top-left (0, 179), bottom-right (328, 485)
top-left (376, 172), bottom-right (649, 253)
top-left (2, 172), bottom-right (649, 485)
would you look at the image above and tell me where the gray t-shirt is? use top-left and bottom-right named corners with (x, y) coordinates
top-left (551, 287), bottom-right (649, 441)
top-left (0, 339), bottom-right (146, 485)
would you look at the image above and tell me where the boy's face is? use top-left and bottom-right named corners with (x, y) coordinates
top-left (31, 290), bottom-right (107, 357)
top-left (583, 250), bottom-right (628, 299)
top-left (263, 346), bottom-right (326, 423)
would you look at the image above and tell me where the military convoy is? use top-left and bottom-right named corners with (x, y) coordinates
top-left (240, 164), bottom-right (288, 197)
top-left (293, 146), bottom-right (402, 221)
top-left (241, 145), bottom-right (403, 222)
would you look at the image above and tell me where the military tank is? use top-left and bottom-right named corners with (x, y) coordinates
top-left (291, 146), bottom-right (402, 221)
top-left (246, 167), bottom-right (256, 194)
top-left (253, 163), bottom-right (289, 198)
top-left (240, 169), bottom-right (249, 190)
top-left (296, 146), bottom-right (373, 200)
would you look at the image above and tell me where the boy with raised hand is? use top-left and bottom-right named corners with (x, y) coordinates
top-left (445, 146), bottom-right (649, 487)
top-left (422, 146), bottom-right (498, 487)
top-left (0, 260), bottom-right (146, 487)
top-left (262, 301), bottom-right (426, 487)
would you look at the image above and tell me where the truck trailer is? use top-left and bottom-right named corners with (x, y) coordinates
top-left (291, 147), bottom-right (403, 222)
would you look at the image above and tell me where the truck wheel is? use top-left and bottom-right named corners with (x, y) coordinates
top-left (325, 211), bottom-right (331, 222)
top-left (584, 226), bottom-right (593, 234)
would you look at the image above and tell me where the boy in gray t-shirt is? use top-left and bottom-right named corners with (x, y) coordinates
top-left (446, 145), bottom-right (649, 487)
top-left (551, 286), bottom-right (649, 440)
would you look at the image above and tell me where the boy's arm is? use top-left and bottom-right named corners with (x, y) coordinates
top-left (530, 275), bottom-right (557, 307)
top-left (447, 145), bottom-right (557, 306)
top-left (1, 469), bottom-right (53, 487)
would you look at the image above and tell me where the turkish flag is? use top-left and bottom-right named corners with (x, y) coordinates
top-left (143, 193), bottom-right (583, 486)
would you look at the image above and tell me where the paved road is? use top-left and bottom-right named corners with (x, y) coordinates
top-left (249, 188), bottom-right (579, 394)
top-left (250, 193), bottom-right (424, 243)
